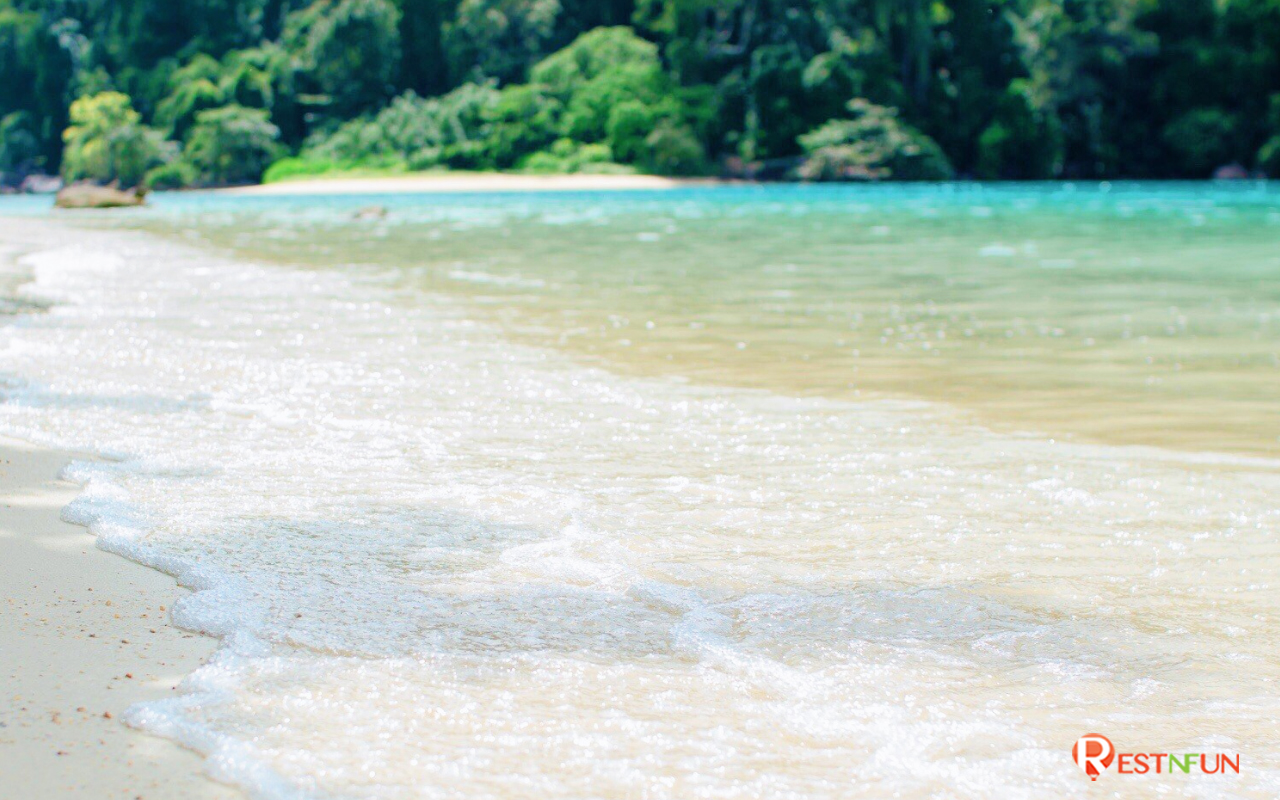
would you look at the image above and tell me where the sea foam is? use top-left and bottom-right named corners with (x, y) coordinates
top-left (0, 217), bottom-right (1276, 799)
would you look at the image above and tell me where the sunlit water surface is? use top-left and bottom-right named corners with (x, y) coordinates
top-left (0, 184), bottom-right (1277, 799)
top-left (140, 183), bottom-right (1280, 456)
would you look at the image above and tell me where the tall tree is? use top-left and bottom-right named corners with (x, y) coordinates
top-left (395, 0), bottom-right (453, 95)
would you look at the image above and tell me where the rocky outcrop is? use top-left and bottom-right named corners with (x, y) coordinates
top-left (21, 174), bottom-right (63, 194)
top-left (1212, 163), bottom-right (1250, 180)
top-left (54, 183), bottom-right (147, 209)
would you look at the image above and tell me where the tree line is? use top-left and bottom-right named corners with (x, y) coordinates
top-left (2, 0), bottom-right (1279, 187)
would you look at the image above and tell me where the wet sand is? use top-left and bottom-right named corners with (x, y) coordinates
top-left (0, 436), bottom-right (240, 799)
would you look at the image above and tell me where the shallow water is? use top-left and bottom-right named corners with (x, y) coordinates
top-left (0, 185), bottom-right (1278, 798)
top-left (135, 182), bottom-right (1280, 456)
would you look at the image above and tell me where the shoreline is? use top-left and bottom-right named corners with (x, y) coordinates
top-left (218, 171), bottom-right (727, 196)
top-left (0, 190), bottom-right (1277, 795)
top-left (0, 435), bottom-right (240, 799)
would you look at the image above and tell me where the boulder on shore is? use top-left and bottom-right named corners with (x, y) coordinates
top-left (21, 174), bottom-right (63, 194)
top-left (1212, 163), bottom-right (1250, 180)
top-left (54, 183), bottom-right (147, 209)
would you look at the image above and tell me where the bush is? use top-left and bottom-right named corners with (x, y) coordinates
top-left (483, 84), bottom-right (562, 168)
top-left (145, 159), bottom-right (198, 190)
top-left (262, 155), bottom-right (406, 183)
top-left (282, 27), bottom-right (703, 178)
top-left (154, 52), bottom-right (275, 141)
top-left (795, 99), bottom-right (954, 182)
top-left (606, 100), bottom-right (657, 164)
top-left (0, 110), bottom-right (41, 173)
top-left (530, 27), bottom-right (661, 96)
top-left (519, 26), bottom-right (698, 174)
top-left (61, 92), bottom-right (176, 188)
top-left (530, 27), bottom-right (669, 146)
top-left (974, 82), bottom-right (1061, 179)
top-left (263, 156), bottom-right (345, 183)
top-left (606, 101), bottom-right (707, 175)
top-left (519, 139), bottom-right (624, 173)
top-left (183, 104), bottom-right (283, 185)
top-left (1162, 108), bottom-right (1240, 176)
top-left (641, 118), bottom-right (707, 176)
top-left (560, 62), bottom-right (668, 144)
top-left (154, 55), bottom-right (225, 140)
top-left (304, 83), bottom-right (499, 170)
top-left (219, 49), bottom-right (275, 110)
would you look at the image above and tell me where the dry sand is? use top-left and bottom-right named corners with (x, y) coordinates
top-left (0, 436), bottom-right (240, 799)
top-left (221, 171), bottom-right (721, 196)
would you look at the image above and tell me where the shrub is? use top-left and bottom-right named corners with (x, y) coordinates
top-left (0, 110), bottom-right (41, 173)
top-left (483, 84), bottom-right (562, 168)
top-left (795, 99), bottom-right (953, 181)
top-left (219, 50), bottom-right (275, 110)
top-left (145, 159), bottom-right (198, 190)
top-left (1162, 108), bottom-right (1240, 176)
top-left (531, 27), bottom-right (669, 146)
top-left (182, 105), bottom-right (283, 185)
top-left (154, 52), bottom-right (277, 141)
top-left (61, 92), bottom-right (176, 188)
top-left (263, 156), bottom-right (345, 183)
top-left (560, 61), bottom-right (667, 143)
top-left (304, 83), bottom-right (499, 170)
top-left (154, 55), bottom-right (225, 140)
top-left (606, 100), bottom-right (657, 164)
top-left (530, 26), bottom-right (661, 96)
top-left (519, 139), bottom-right (623, 173)
top-left (641, 118), bottom-right (707, 176)
top-left (262, 155), bottom-right (406, 183)
top-left (520, 26), bottom-right (699, 174)
top-left (974, 82), bottom-right (1062, 179)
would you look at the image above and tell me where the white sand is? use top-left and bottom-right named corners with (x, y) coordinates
top-left (220, 171), bottom-right (722, 196)
top-left (0, 436), bottom-right (241, 799)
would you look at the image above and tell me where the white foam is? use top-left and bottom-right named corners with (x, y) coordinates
top-left (0, 219), bottom-right (1277, 798)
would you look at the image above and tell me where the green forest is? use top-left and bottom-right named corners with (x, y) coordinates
top-left (2, 0), bottom-right (1280, 187)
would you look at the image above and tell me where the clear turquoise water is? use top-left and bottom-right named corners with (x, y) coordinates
top-left (120, 181), bottom-right (1280, 455)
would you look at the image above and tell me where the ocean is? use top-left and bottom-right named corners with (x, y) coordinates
top-left (1, 182), bottom-right (1277, 798)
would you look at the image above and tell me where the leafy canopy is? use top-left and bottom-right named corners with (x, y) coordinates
top-left (182, 104), bottom-right (283, 185)
top-left (796, 99), bottom-right (953, 181)
top-left (61, 92), bottom-right (175, 187)
top-left (11, 0), bottom-right (1280, 184)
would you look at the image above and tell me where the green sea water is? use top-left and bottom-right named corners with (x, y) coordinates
top-left (129, 182), bottom-right (1280, 456)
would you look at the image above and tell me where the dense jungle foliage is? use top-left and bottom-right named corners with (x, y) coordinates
top-left (2, 0), bottom-right (1279, 187)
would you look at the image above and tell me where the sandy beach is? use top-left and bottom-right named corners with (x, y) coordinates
top-left (0, 435), bottom-right (239, 799)
top-left (220, 171), bottom-right (722, 196)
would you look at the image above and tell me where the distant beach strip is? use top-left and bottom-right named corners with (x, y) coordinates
top-left (219, 172), bottom-right (723, 196)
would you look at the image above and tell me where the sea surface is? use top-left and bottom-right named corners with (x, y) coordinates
top-left (0, 183), bottom-right (1278, 798)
